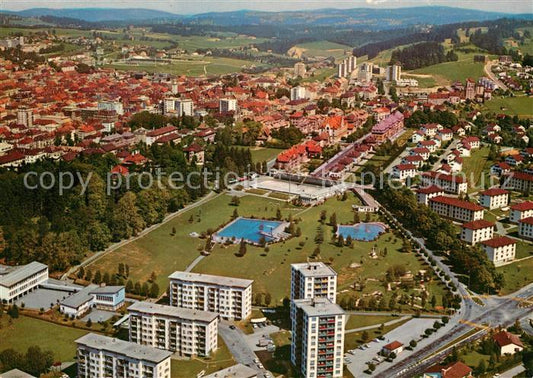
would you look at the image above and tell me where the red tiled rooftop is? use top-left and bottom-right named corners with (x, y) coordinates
top-left (493, 330), bottom-right (524, 348)
top-left (430, 196), bottom-right (484, 211)
top-left (462, 220), bottom-right (494, 230)
top-left (510, 201), bottom-right (533, 211)
top-left (480, 188), bottom-right (509, 197)
top-left (481, 236), bottom-right (516, 248)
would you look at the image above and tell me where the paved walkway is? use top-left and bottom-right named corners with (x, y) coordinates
top-left (499, 364), bottom-right (525, 378)
top-left (185, 255), bottom-right (205, 272)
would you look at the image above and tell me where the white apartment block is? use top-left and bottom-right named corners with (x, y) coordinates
top-left (509, 201), bottom-right (533, 223)
top-left (97, 100), bottom-right (124, 115)
top-left (386, 64), bottom-right (401, 82)
top-left (0, 261), bottom-right (48, 303)
top-left (481, 237), bottom-right (517, 265)
top-left (169, 271), bottom-right (253, 320)
top-left (128, 301), bottom-right (218, 357)
top-left (76, 333), bottom-right (172, 378)
top-left (291, 86), bottom-right (308, 101)
top-left (291, 298), bottom-right (345, 378)
top-left (291, 263), bottom-right (337, 303)
top-left (416, 185), bottom-right (445, 205)
top-left (219, 98), bottom-right (237, 113)
top-left (429, 196), bottom-right (484, 223)
top-left (460, 220), bottom-right (494, 245)
top-left (518, 217), bottom-right (533, 240)
top-left (163, 98), bottom-right (194, 117)
top-left (421, 172), bottom-right (468, 194)
top-left (392, 164), bottom-right (417, 180)
top-left (479, 188), bottom-right (509, 210)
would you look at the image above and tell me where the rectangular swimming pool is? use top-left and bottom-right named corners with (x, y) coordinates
top-left (216, 218), bottom-right (284, 244)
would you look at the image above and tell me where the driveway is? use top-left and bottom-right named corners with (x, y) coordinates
top-left (243, 324), bottom-right (280, 352)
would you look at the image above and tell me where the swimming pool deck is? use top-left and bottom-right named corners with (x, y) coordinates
top-left (213, 217), bottom-right (290, 245)
top-left (336, 222), bottom-right (388, 242)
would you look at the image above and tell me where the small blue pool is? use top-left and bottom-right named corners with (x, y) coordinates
top-left (216, 218), bottom-right (284, 244)
top-left (337, 223), bottom-right (387, 242)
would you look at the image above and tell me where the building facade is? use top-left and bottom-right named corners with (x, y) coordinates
top-left (290, 263), bottom-right (337, 303)
top-left (128, 301), bottom-right (218, 357)
top-left (0, 261), bottom-right (48, 303)
top-left (169, 271), bottom-right (253, 320)
top-left (76, 333), bottom-right (172, 378)
top-left (460, 220), bottom-right (494, 245)
top-left (481, 237), bottom-right (517, 265)
top-left (429, 196), bottom-right (484, 223)
top-left (291, 298), bottom-right (345, 378)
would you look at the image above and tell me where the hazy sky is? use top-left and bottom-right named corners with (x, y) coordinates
top-left (2, 0), bottom-right (533, 14)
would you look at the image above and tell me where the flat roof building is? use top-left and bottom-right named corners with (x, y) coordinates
top-left (0, 261), bottom-right (48, 303)
top-left (291, 262), bottom-right (337, 303)
top-left (76, 333), bottom-right (172, 378)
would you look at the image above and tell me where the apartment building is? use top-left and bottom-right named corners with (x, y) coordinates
top-left (428, 196), bottom-right (484, 223)
top-left (503, 172), bottom-right (533, 193)
top-left (509, 201), bottom-right (533, 223)
top-left (0, 261), bottom-right (48, 303)
top-left (481, 237), bottom-right (517, 265)
top-left (518, 217), bottom-right (533, 240)
top-left (291, 298), bottom-right (345, 378)
top-left (291, 263), bottom-right (337, 303)
top-left (421, 171), bottom-right (468, 194)
top-left (128, 301), bottom-right (218, 357)
top-left (416, 185), bottom-right (445, 205)
top-left (76, 333), bottom-right (172, 378)
top-left (392, 164), bottom-right (417, 180)
top-left (479, 188), bottom-right (509, 210)
top-left (219, 98), bottom-right (237, 113)
top-left (460, 220), bottom-right (494, 245)
top-left (169, 271), bottom-right (253, 320)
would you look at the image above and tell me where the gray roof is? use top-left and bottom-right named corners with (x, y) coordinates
top-left (293, 298), bottom-right (345, 317)
top-left (89, 286), bottom-right (124, 295)
top-left (0, 262), bottom-right (48, 288)
top-left (128, 301), bottom-right (218, 323)
top-left (291, 262), bottom-right (337, 278)
top-left (204, 364), bottom-right (258, 378)
top-left (168, 271), bottom-right (253, 289)
top-left (76, 333), bottom-right (172, 364)
top-left (0, 368), bottom-right (36, 378)
top-left (60, 284), bottom-right (98, 309)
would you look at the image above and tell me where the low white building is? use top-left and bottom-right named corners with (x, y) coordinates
top-left (381, 341), bottom-right (403, 356)
top-left (518, 217), bottom-right (533, 240)
top-left (76, 333), bottom-right (172, 378)
top-left (60, 285), bottom-right (125, 318)
top-left (481, 236), bottom-right (516, 265)
top-left (416, 185), bottom-right (445, 205)
top-left (392, 164), bottom-right (417, 180)
top-left (460, 220), bottom-right (494, 245)
top-left (429, 196), bottom-right (484, 223)
top-left (479, 188), bottom-right (509, 210)
top-left (493, 330), bottom-right (524, 356)
top-left (0, 261), bottom-right (48, 303)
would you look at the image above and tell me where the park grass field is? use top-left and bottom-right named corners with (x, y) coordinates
top-left (88, 193), bottom-right (296, 291)
top-left (107, 56), bottom-right (263, 76)
top-left (171, 337), bottom-right (234, 378)
top-left (344, 318), bottom-right (410, 351)
top-left (293, 40), bottom-right (351, 60)
top-left (0, 315), bottom-right (88, 362)
top-left (192, 193), bottom-right (449, 306)
top-left (482, 96), bottom-right (533, 118)
top-left (345, 315), bottom-right (395, 330)
top-left (497, 256), bottom-right (533, 295)
top-left (460, 147), bottom-right (493, 193)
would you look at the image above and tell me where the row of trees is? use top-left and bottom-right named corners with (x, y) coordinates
top-left (0, 346), bottom-right (53, 377)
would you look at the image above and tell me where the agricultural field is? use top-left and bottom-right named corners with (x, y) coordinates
top-left (0, 315), bottom-right (87, 362)
top-left (292, 40), bottom-right (351, 60)
top-left (107, 56), bottom-right (264, 76)
top-left (482, 96), bottom-right (533, 118)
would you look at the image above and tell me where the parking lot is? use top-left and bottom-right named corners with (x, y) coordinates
top-left (345, 318), bottom-right (436, 377)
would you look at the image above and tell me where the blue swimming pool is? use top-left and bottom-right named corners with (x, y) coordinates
top-left (337, 223), bottom-right (386, 242)
top-left (216, 218), bottom-right (284, 244)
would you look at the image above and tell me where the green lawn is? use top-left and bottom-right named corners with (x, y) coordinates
top-left (0, 315), bottom-right (88, 362)
top-left (107, 56), bottom-right (265, 77)
top-left (171, 337), bottom-right (235, 378)
top-left (461, 147), bottom-right (492, 193)
top-left (242, 146), bottom-right (283, 164)
top-left (497, 257), bottom-right (533, 295)
top-left (345, 315), bottom-right (395, 330)
top-left (483, 96), bottom-right (533, 118)
top-left (515, 241), bottom-right (533, 260)
top-left (293, 41), bottom-right (351, 60)
top-left (89, 193), bottom-right (296, 291)
top-left (403, 74), bottom-right (437, 88)
top-left (192, 193), bottom-right (449, 307)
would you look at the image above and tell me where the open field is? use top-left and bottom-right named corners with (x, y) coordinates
top-left (234, 146), bottom-right (283, 164)
top-left (0, 315), bottom-right (88, 362)
top-left (293, 40), bottom-right (351, 60)
top-left (497, 256), bottom-right (533, 295)
top-left (0, 26), bottom-right (92, 38)
top-left (171, 337), bottom-right (234, 378)
top-left (482, 96), bottom-right (533, 118)
top-left (89, 193), bottom-right (296, 291)
top-left (461, 147), bottom-right (493, 193)
top-left (345, 315), bottom-right (395, 330)
top-left (107, 56), bottom-right (263, 76)
top-left (192, 193), bottom-right (449, 307)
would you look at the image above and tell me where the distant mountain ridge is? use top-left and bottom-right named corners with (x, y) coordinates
top-left (1, 6), bottom-right (532, 26)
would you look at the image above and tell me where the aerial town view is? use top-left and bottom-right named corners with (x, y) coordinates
top-left (0, 0), bottom-right (532, 377)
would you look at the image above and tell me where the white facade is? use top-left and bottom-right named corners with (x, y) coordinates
top-left (291, 263), bottom-right (337, 303)
top-left (479, 190), bottom-right (509, 210)
top-left (128, 301), bottom-right (218, 357)
top-left (481, 237), bottom-right (516, 265)
top-left (294, 62), bottom-right (307, 77)
top-left (169, 272), bottom-right (253, 320)
top-left (429, 196), bottom-right (484, 223)
top-left (219, 98), bottom-right (237, 113)
top-left (76, 333), bottom-right (172, 378)
top-left (386, 64), bottom-right (401, 82)
top-left (392, 164), bottom-right (417, 180)
top-left (164, 98), bottom-right (194, 117)
top-left (518, 218), bottom-right (533, 240)
top-left (460, 221), bottom-right (494, 245)
top-left (17, 107), bottom-right (33, 128)
top-left (291, 298), bottom-right (345, 378)
top-left (98, 101), bottom-right (124, 115)
top-left (0, 261), bottom-right (48, 303)
top-left (291, 86), bottom-right (308, 101)
top-left (509, 202), bottom-right (533, 223)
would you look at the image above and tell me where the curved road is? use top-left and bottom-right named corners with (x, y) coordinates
top-left (484, 60), bottom-right (509, 91)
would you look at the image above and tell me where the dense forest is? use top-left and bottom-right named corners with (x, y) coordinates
top-left (389, 42), bottom-right (458, 70)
